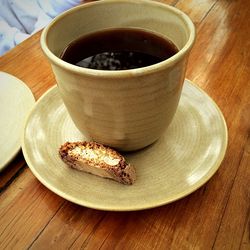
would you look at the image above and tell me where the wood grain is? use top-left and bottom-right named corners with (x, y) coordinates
top-left (213, 134), bottom-right (250, 249)
top-left (29, 204), bottom-right (105, 249)
top-left (176, 0), bottom-right (218, 25)
top-left (241, 211), bottom-right (250, 250)
top-left (0, 169), bottom-right (65, 249)
top-left (0, 0), bottom-right (249, 249)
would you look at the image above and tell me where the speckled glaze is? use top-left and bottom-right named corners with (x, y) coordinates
top-left (41, 0), bottom-right (195, 151)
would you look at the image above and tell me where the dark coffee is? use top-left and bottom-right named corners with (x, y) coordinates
top-left (60, 28), bottom-right (179, 70)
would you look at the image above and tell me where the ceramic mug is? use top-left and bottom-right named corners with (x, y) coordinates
top-left (40, 0), bottom-right (195, 151)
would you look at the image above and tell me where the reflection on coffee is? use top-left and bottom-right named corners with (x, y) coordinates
top-left (60, 28), bottom-right (179, 70)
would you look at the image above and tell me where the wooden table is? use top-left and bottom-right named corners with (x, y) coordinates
top-left (0, 0), bottom-right (249, 249)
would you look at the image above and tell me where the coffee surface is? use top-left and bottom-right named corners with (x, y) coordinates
top-left (60, 28), bottom-right (178, 70)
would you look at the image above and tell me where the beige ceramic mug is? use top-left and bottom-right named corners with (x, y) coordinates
top-left (40, 0), bottom-right (195, 151)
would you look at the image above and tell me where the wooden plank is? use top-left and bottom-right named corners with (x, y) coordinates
top-left (0, 168), bottom-right (64, 249)
top-left (69, 203), bottom-right (202, 249)
top-left (175, 0), bottom-right (218, 24)
top-left (156, 0), bottom-right (218, 25)
top-left (29, 203), bottom-right (106, 249)
top-left (213, 135), bottom-right (250, 249)
top-left (240, 213), bottom-right (250, 250)
top-left (185, 0), bottom-right (250, 91)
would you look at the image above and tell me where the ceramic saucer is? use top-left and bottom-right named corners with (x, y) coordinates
top-left (21, 79), bottom-right (227, 211)
top-left (0, 72), bottom-right (35, 171)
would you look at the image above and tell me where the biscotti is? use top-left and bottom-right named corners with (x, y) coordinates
top-left (59, 141), bottom-right (136, 185)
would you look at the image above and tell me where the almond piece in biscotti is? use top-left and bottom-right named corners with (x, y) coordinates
top-left (59, 141), bottom-right (136, 185)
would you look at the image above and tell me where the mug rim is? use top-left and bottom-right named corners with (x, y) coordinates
top-left (40, 0), bottom-right (196, 78)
